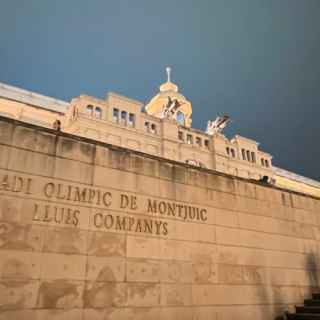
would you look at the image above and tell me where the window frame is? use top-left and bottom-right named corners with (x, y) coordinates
top-left (86, 104), bottom-right (94, 116)
top-left (128, 113), bottom-right (135, 127)
top-left (112, 108), bottom-right (119, 123)
top-left (120, 110), bottom-right (127, 125)
top-left (150, 123), bottom-right (157, 134)
top-left (186, 134), bottom-right (193, 145)
top-left (94, 106), bottom-right (102, 119)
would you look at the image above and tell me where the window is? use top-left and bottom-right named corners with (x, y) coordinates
top-left (196, 137), bottom-right (202, 147)
top-left (176, 111), bottom-right (185, 125)
top-left (121, 111), bottom-right (127, 125)
top-left (265, 160), bottom-right (269, 168)
top-left (204, 139), bottom-right (209, 148)
top-left (94, 107), bottom-right (102, 119)
top-left (186, 134), bottom-right (193, 144)
top-left (261, 159), bottom-right (264, 166)
top-left (251, 152), bottom-right (256, 163)
top-left (178, 131), bottom-right (184, 141)
top-left (86, 104), bottom-right (93, 116)
top-left (113, 108), bottom-right (119, 122)
top-left (246, 150), bottom-right (251, 162)
top-left (144, 121), bottom-right (150, 132)
top-left (241, 149), bottom-right (246, 160)
top-left (226, 147), bottom-right (230, 155)
top-left (231, 149), bottom-right (235, 158)
top-left (150, 123), bottom-right (157, 134)
top-left (128, 113), bottom-right (135, 127)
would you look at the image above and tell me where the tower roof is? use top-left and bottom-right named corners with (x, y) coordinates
top-left (159, 67), bottom-right (178, 92)
top-left (145, 67), bottom-right (192, 127)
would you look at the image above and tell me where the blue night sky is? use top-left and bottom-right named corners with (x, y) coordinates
top-left (1, 0), bottom-right (320, 179)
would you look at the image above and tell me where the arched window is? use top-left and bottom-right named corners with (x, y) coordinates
top-left (95, 107), bottom-right (102, 119)
top-left (246, 150), bottom-right (251, 162)
top-left (128, 113), bottom-right (135, 127)
top-left (113, 108), bottom-right (119, 122)
top-left (176, 111), bottom-right (185, 125)
top-left (150, 123), bottom-right (156, 134)
top-left (186, 134), bottom-right (193, 144)
top-left (251, 151), bottom-right (256, 163)
top-left (226, 147), bottom-right (230, 155)
top-left (86, 104), bottom-right (93, 116)
top-left (242, 149), bottom-right (246, 160)
top-left (231, 149), bottom-right (235, 158)
top-left (121, 111), bottom-right (127, 125)
top-left (144, 121), bottom-right (150, 132)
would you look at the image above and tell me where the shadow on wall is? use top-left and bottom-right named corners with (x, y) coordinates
top-left (306, 252), bottom-right (319, 292)
top-left (273, 252), bottom-right (320, 320)
top-left (257, 282), bottom-right (285, 320)
top-left (273, 284), bottom-right (286, 320)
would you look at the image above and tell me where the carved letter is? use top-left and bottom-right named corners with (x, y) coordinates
top-left (147, 199), bottom-right (157, 213)
top-left (167, 203), bottom-right (176, 217)
top-left (0, 175), bottom-right (10, 191)
top-left (158, 202), bottom-right (167, 214)
top-left (120, 194), bottom-right (129, 209)
top-left (94, 213), bottom-right (103, 228)
top-left (200, 209), bottom-right (207, 222)
top-left (102, 192), bottom-right (112, 207)
top-left (65, 208), bottom-right (73, 225)
top-left (43, 205), bottom-right (52, 222)
top-left (103, 214), bottom-right (114, 229)
top-left (189, 207), bottom-right (196, 220)
top-left (56, 184), bottom-right (66, 200)
top-left (162, 222), bottom-right (168, 235)
top-left (144, 219), bottom-right (153, 234)
top-left (177, 204), bottom-right (184, 218)
top-left (74, 187), bottom-right (87, 202)
top-left (12, 177), bottom-right (23, 193)
top-left (127, 217), bottom-right (135, 231)
top-left (44, 183), bottom-right (55, 198)
top-left (54, 206), bottom-right (63, 224)
top-left (72, 210), bottom-right (80, 227)
top-left (115, 216), bottom-right (126, 230)
top-left (25, 178), bottom-right (33, 195)
top-left (154, 220), bottom-right (162, 235)
top-left (32, 203), bottom-right (40, 222)
top-left (130, 196), bottom-right (138, 210)
top-left (88, 189), bottom-right (96, 204)
top-left (135, 219), bottom-right (142, 232)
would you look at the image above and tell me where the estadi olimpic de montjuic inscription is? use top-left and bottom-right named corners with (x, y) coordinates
top-left (0, 172), bottom-right (207, 236)
top-left (0, 117), bottom-right (320, 320)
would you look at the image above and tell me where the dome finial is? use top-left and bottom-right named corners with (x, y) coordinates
top-left (166, 66), bottom-right (171, 83)
top-left (160, 66), bottom-right (178, 92)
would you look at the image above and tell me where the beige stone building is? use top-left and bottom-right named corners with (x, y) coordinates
top-left (0, 70), bottom-right (320, 319)
top-left (0, 114), bottom-right (320, 320)
top-left (0, 70), bottom-right (319, 198)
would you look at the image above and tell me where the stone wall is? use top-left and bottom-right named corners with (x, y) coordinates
top-left (0, 116), bottom-right (319, 320)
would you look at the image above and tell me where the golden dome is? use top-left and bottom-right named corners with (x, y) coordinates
top-left (159, 80), bottom-right (178, 93)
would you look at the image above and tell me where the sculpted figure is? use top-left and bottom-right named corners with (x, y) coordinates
top-left (162, 96), bottom-right (184, 120)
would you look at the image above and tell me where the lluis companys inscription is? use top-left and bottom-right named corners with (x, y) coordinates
top-left (0, 172), bottom-right (208, 236)
top-left (32, 203), bottom-right (80, 227)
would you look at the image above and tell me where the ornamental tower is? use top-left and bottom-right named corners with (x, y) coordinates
top-left (145, 67), bottom-right (193, 127)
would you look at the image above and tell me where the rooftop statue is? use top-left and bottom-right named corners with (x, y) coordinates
top-left (206, 115), bottom-right (231, 135)
top-left (161, 96), bottom-right (185, 120)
